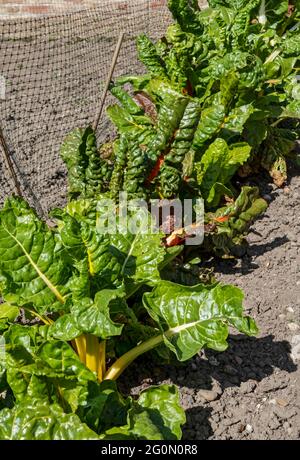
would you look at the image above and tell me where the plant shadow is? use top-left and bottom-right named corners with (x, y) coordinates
top-left (197, 334), bottom-right (297, 390)
top-left (182, 406), bottom-right (213, 440)
top-left (207, 235), bottom-right (289, 276)
top-left (120, 334), bottom-right (296, 392)
top-left (118, 334), bottom-right (297, 439)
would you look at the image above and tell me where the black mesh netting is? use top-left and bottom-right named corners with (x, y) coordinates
top-left (0, 1), bottom-right (173, 215)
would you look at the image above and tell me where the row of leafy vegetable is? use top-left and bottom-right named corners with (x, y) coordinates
top-left (0, 0), bottom-right (299, 440)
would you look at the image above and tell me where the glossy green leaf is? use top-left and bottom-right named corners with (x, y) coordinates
top-left (0, 197), bottom-right (70, 313)
top-left (81, 380), bottom-right (129, 433)
top-left (143, 280), bottom-right (258, 361)
top-left (206, 186), bottom-right (268, 255)
top-left (0, 303), bottom-right (19, 322)
top-left (54, 203), bottom-right (166, 291)
top-left (132, 385), bottom-right (185, 440)
top-left (193, 99), bottom-right (226, 150)
top-left (168, 0), bottom-right (203, 34)
top-left (60, 127), bottom-right (112, 199)
top-left (137, 35), bottom-right (168, 78)
top-left (60, 128), bottom-right (87, 198)
top-left (70, 290), bottom-right (124, 339)
top-left (110, 85), bottom-right (143, 115)
top-left (222, 104), bottom-right (254, 135)
top-left (109, 210), bottom-right (166, 286)
top-left (195, 139), bottom-right (251, 206)
top-left (101, 384), bottom-right (185, 440)
top-left (0, 399), bottom-right (98, 440)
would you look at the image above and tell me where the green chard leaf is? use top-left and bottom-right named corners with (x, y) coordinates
top-left (168, 0), bottom-right (203, 34)
top-left (49, 290), bottom-right (124, 340)
top-left (106, 104), bottom-right (153, 137)
top-left (195, 138), bottom-right (251, 207)
top-left (131, 384), bottom-right (185, 440)
top-left (109, 85), bottom-right (144, 115)
top-left (137, 34), bottom-right (168, 78)
top-left (60, 127), bottom-right (112, 199)
top-left (54, 202), bottom-right (166, 290)
top-left (192, 97), bottom-right (226, 150)
top-left (109, 223), bottom-right (166, 287)
top-left (0, 303), bottom-right (19, 322)
top-left (0, 197), bottom-right (70, 313)
top-left (143, 280), bottom-right (258, 361)
top-left (221, 104), bottom-right (254, 138)
top-left (101, 384), bottom-right (185, 440)
top-left (2, 324), bottom-right (95, 406)
top-left (0, 399), bottom-right (98, 440)
top-left (143, 80), bottom-right (189, 162)
top-left (81, 380), bottom-right (130, 434)
top-left (164, 99), bottom-right (202, 167)
top-left (60, 128), bottom-right (87, 198)
top-left (206, 186), bottom-right (268, 255)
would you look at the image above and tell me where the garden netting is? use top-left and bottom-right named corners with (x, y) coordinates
top-left (0, 0), bottom-right (173, 216)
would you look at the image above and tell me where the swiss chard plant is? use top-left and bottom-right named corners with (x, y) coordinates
top-left (61, 0), bottom-right (300, 255)
top-left (0, 197), bottom-right (258, 439)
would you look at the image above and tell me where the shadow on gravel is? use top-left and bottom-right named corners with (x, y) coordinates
top-left (182, 407), bottom-right (213, 440)
top-left (118, 335), bottom-right (297, 440)
top-left (181, 332), bottom-right (297, 439)
top-left (159, 336), bottom-right (296, 395)
top-left (200, 334), bottom-right (297, 389)
top-left (247, 235), bottom-right (289, 257)
top-left (208, 235), bottom-right (289, 275)
top-left (205, 257), bottom-right (260, 275)
top-left (119, 334), bottom-right (297, 395)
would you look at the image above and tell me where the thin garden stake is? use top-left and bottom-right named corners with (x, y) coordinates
top-left (0, 125), bottom-right (23, 196)
top-left (0, 124), bottom-right (47, 220)
top-left (93, 31), bottom-right (125, 131)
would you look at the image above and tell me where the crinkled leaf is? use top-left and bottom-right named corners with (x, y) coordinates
top-left (222, 104), bottom-right (254, 136)
top-left (204, 52), bottom-right (264, 90)
top-left (168, 0), bottom-right (202, 34)
top-left (143, 280), bottom-right (258, 361)
top-left (36, 341), bottom-right (95, 382)
top-left (55, 203), bottom-right (166, 291)
top-left (107, 104), bottom-right (154, 143)
top-left (132, 384), bottom-right (185, 440)
top-left (48, 314), bottom-right (82, 341)
top-left (195, 139), bottom-right (251, 206)
top-left (60, 127), bottom-right (111, 199)
top-left (81, 380), bottom-right (130, 433)
top-left (0, 197), bottom-right (69, 314)
top-left (60, 128), bottom-right (87, 198)
top-left (110, 85), bottom-right (143, 115)
top-left (101, 384), bottom-right (185, 440)
top-left (49, 291), bottom-right (123, 341)
top-left (137, 34), bottom-right (168, 78)
top-left (3, 327), bottom-right (95, 407)
top-left (0, 399), bottom-right (98, 440)
top-left (70, 290), bottom-right (124, 339)
top-left (193, 99), bottom-right (226, 150)
top-left (109, 209), bottom-right (166, 286)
